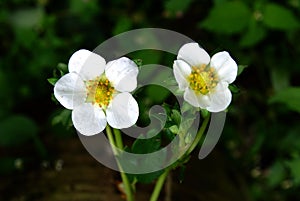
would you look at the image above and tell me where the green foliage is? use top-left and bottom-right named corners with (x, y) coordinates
top-left (170, 109), bottom-right (181, 125)
top-left (113, 17), bottom-right (132, 35)
top-left (169, 125), bottom-right (179, 134)
top-left (0, 115), bottom-right (38, 147)
top-left (129, 134), bottom-right (165, 184)
top-left (269, 87), bottom-right (300, 113)
top-left (270, 68), bottom-right (290, 92)
top-left (200, 1), bottom-right (251, 34)
top-left (131, 136), bottom-right (161, 154)
top-left (239, 19), bottom-right (266, 47)
top-left (267, 161), bottom-right (286, 187)
top-left (145, 85), bottom-right (171, 103)
top-left (52, 109), bottom-right (73, 128)
top-left (48, 63), bottom-right (68, 85)
top-left (263, 3), bottom-right (299, 30)
top-left (287, 159), bottom-right (300, 184)
top-left (69, 0), bottom-right (100, 20)
top-left (164, 0), bottom-right (193, 17)
top-left (9, 7), bottom-right (44, 29)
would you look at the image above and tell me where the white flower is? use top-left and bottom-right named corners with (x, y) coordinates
top-left (54, 49), bottom-right (139, 136)
top-left (173, 43), bottom-right (238, 112)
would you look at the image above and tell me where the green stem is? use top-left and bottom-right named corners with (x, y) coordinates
top-left (106, 125), bottom-right (134, 201)
top-left (114, 128), bottom-right (124, 149)
top-left (106, 125), bottom-right (117, 153)
top-left (149, 168), bottom-right (170, 201)
top-left (149, 112), bottom-right (211, 201)
top-left (185, 113), bottom-right (210, 156)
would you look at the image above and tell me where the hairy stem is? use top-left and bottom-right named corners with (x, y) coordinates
top-left (149, 112), bottom-right (211, 201)
top-left (106, 125), bottom-right (134, 201)
top-left (185, 113), bottom-right (210, 156)
top-left (149, 168), bottom-right (170, 201)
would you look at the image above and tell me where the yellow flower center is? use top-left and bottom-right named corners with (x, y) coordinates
top-left (85, 76), bottom-right (115, 109)
top-left (188, 64), bottom-right (218, 95)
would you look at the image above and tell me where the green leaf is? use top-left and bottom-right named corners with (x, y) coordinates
top-left (69, 0), bottom-right (100, 22)
top-left (131, 136), bottom-right (161, 154)
top-left (200, 1), bottom-right (251, 34)
top-left (263, 3), bottom-right (299, 30)
top-left (164, 0), bottom-right (193, 17)
top-left (163, 128), bottom-right (175, 141)
top-left (47, 78), bottom-right (58, 86)
top-left (171, 109), bottom-right (181, 125)
top-left (9, 7), bottom-right (44, 29)
top-left (113, 17), bottom-right (132, 35)
top-left (287, 159), bottom-right (300, 184)
top-left (270, 68), bottom-right (290, 92)
top-left (267, 162), bottom-right (286, 187)
top-left (52, 109), bottom-right (72, 128)
top-left (145, 85), bottom-right (170, 103)
top-left (0, 115), bottom-right (38, 147)
top-left (127, 135), bottom-right (166, 183)
top-left (278, 127), bottom-right (300, 152)
top-left (169, 125), bottom-right (179, 134)
top-left (269, 87), bottom-right (300, 113)
top-left (181, 101), bottom-right (196, 114)
top-left (240, 20), bottom-right (266, 47)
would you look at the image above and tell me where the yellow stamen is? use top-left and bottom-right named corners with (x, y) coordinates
top-left (85, 75), bottom-right (115, 109)
top-left (188, 65), bottom-right (218, 95)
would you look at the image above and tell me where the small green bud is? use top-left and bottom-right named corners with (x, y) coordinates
top-left (169, 125), bottom-right (179, 134)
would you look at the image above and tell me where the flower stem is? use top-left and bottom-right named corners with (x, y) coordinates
top-left (149, 112), bottom-right (211, 201)
top-left (114, 128), bottom-right (124, 149)
top-left (106, 125), bottom-right (134, 201)
top-left (149, 168), bottom-right (171, 201)
top-left (185, 112), bottom-right (210, 156)
top-left (106, 125), bottom-right (117, 153)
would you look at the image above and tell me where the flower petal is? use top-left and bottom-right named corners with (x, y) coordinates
top-left (184, 88), bottom-right (210, 109)
top-left (72, 103), bottom-right (107, 136)
top-left (68, 49), bottom-right (106, 80)
top-left (177, 43), bottom-right (210, 67)
top-left (105, 57), bottom-right (138, 92)
top-left (54, 73), bottom-right (86, 110)
top-left (106, 92), bottom-right (139, 129)
top-left (207, 82), bottom-right (232, 112)
top-left (210, 51), bottom-right (238, 84)
top-left (173, 60), bottom-right (191, 90)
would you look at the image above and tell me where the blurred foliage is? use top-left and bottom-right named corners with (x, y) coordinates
top-left (0, 0), bottom-right (300, 200)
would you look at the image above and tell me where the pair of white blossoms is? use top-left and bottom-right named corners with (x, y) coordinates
top-left (54, 43), bottom-right (238, 136)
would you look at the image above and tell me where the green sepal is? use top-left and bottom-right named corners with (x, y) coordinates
top-left (47, 77), bottom-right (58, 86)
top-left (237, 65), bottom-right (247, 76)
top-left (229, 84), bottom-right (240, 94)
top-left (169, 125), bottom-right (179, 134)
top-left (133, 59), bottom-right (143, 67)
top-left (57, 63), bottom-right (68, 73)
top-left (200, 109), bottom-right (209, 118)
